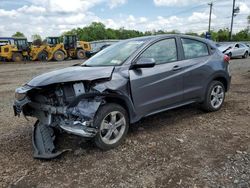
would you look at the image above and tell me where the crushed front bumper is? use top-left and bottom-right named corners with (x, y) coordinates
top-left (32, 121), bottom-right (67, 159)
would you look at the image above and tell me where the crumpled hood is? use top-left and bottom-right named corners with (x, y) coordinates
top-left (218, 45), bottom-right (231, 52)
top-left (27, 66), bottom-right (114, 87)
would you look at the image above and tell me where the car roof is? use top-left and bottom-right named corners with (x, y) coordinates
top-left (126, 34), bottom-right (210, 44)
top-left (13, 37), bottom-right (27, 40)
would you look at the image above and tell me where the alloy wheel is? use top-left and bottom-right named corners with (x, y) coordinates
top-left (210, 85), bottom-right (224, 109)
top-left (100, 111), bottom-right (126, 145)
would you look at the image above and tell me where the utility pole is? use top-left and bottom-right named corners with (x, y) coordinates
top-left (208, 2), bottom-right (213, 33)
top-left (229, 0), bottom-right (236, 41)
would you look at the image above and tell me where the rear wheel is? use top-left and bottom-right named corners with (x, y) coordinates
top-left (94, 103), bottom-right (129, 150)
top-left (12, 53), bottom-right (23, 62)
top-left (53, 50), bottom-right (65, 61)
top-left (38, 51), bottom-right (48, 62)
top-left (201, 81), bottom-right (225, 112)
top-left (77, 49), bottom-right (86, 59)
top-left (242, 52), bottom-right (248, 59)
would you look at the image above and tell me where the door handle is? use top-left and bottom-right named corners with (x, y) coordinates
top-left (172, 65), bottom-right (182, 71)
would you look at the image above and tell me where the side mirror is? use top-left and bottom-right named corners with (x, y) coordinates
top-left (132, 58), bottom-right (156, 69)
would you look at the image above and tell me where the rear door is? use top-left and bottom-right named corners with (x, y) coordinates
top-left (129, 38), bottom-right (184, 116)
top-left (239, 43), bottom-right (247, 56)
top-left (233, 43), bottom-right (241, 56)
top-left (180, 38), bottom-right (211, 101)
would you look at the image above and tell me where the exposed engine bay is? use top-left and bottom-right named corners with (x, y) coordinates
top-left (15, 81), bottom-right (102, 158)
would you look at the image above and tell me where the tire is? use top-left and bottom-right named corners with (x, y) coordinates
top-left (94, 103), bottom-right (129, 150)
top-left (77, 49), bottom-right (86, 59)
top-left (53, 50), bottom-right (65, 61)
top-left (242, 52), bottom-right (248, 59)
top-left (201, 81), bottom-right (225, 112)
top-left (37, 51), bottom-right (48, 62)
top-left (12, 53), bottom-right (23, 62)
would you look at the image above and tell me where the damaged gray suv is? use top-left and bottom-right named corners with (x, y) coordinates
top-left (14, 35), bottom-right (231, 159)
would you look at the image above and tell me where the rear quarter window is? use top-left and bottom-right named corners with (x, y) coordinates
top-left (181, 38), bottom-right (209, 59)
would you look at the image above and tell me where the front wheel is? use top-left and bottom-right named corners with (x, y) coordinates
top-left (53, 50), bottom-right (65, 61)
top-left (38, 51), bottom-right (48, 62)
top-left (201, 81), bottom-right (225, 112)
top-left (77, 49), bottom-right (86, 59)
top-left (242, 52), bottom-right (248, 59)
top-left (227, 52), bottom-right (232, 59)
top-left (12, 53), bottom-right (23, 62)
top-left (94, 103), bottom-right (129, 150)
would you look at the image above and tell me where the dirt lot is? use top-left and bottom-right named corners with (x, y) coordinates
top-left (0, 58), bottom-right (250, 188)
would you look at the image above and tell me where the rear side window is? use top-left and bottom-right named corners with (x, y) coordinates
top-left (181, 38), bottom-right (209, 59)
top-left (139, 38), bottom-right (177, 64)
top-left (239, 44), bottom-right (246, 48)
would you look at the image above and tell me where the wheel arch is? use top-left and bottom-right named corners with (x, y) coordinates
top-left (103, 95), bottom-right (137, 124)
top-left (208, 72), bottom-right (230, 92)
top-left (54, 49), bottom-right (66, 55)
top-left (213, 76), bottom-right (228, 92)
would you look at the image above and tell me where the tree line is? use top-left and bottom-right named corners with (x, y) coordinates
top-left (12, 15), bottom-right (250, 43)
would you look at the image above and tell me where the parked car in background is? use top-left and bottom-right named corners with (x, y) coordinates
top-left (86, 40), bottom-right (119, 57)
top-left (243, 43), bottom-right (250, 55)
top-left (218, 42), bottom-right (249, 58)
top-left (14, 34), bottom-right (231, 159)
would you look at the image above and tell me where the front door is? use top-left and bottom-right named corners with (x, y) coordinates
top-left (129, 38), bottom-right (184, 117)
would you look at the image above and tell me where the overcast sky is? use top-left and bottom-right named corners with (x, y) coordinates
top-left (0, 0), bottom-right (249, 40)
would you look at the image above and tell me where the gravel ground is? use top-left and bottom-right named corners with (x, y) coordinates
top-left (0, 58), bottom-right (250, 188)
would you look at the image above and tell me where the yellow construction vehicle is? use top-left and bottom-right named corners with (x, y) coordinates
top-left (0, 37), bottom-right (30, 62)
top-left (45, 37), bottom-right (67, 61)
top-left (29, 37), bottom-right (66, 61)
top-left (29, 45), bottom-right (48, 61)
top-left (29, 35), bottom-right (91, 62)
top-left (63, 35), bottom-right (91, 60)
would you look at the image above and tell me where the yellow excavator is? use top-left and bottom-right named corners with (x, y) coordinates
top-left (29, 35), bottom-right (91, 62)
top-left (0, 37), bottom-right (30, 62)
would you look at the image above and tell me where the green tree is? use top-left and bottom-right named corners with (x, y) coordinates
top-left (232, 29), bottom-right (249, 41)
top-left (12, 31), bottom-right (25, 37)
top-left (64, 21), bottom-right (250, 43)
top-left (216, 28), bottom-right (229, 41)
top-left (31, 34), bottom-right (42, 46)
top-left (31, 34), bottom-right (42, 41)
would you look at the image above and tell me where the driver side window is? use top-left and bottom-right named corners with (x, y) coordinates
top-left (139, 38), bottom-right (177, 64)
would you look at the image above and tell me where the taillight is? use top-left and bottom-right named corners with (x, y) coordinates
top-left (224, 55), bottom-right (230, 63)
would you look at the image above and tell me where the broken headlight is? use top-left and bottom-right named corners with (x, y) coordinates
top-left (15, 92), bottom-right (26, 101)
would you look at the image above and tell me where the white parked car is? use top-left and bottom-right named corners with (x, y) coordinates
top-left (243, 43), bottom-right (250, 55)
top-left (218, 43), bottom-right (249, 59)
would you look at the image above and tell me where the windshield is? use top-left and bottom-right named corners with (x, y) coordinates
top-left (83, 40), bottom-right (145, 66)
top-left (47, 38), bottom-right (59, 45)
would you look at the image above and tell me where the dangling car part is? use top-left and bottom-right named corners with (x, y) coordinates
top-left (14, 34), bottom-right (231, 159)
